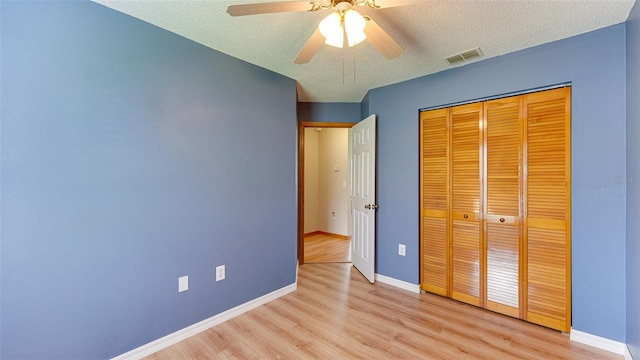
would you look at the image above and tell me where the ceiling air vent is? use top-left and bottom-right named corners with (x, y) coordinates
top-left (445, 47), bottom-right (483, 65)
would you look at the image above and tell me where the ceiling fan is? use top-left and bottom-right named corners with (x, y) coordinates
top-left (227, 0), bottom-right (416, 64)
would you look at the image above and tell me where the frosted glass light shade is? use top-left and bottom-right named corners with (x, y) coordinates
top-left (319, 12), bottom-right (344, 48)
top-left (319, 10), bottom-right (367, 49)
top-left (344, 10), bottom-right (366, 47)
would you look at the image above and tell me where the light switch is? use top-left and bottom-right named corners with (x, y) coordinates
top-left (178, 276), bottom-right (188, 292)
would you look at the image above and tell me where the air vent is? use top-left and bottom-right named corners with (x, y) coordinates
top-left (445, 47), bottom-right (483, 65)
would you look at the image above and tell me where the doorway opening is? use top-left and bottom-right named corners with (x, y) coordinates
top-left (298, 122), bottom-right (355, 265)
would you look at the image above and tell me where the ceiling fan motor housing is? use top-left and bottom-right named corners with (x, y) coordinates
top-left (333, 0), bottom-right (356, 11)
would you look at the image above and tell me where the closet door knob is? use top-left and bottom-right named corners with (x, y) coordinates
top-left (500, 218), bottom-right (505, 223)
top-left (463, 214), bottom-right (469, 219)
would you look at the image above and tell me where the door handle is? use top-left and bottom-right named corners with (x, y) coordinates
top-left (364, 204), bottom-right (379, 210)
top-left (499, 218), bottom-right (505, 223)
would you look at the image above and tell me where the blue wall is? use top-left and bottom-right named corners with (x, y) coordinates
top-left (361, 93), bottom-right (370, 120)
top-left (626, 0), bottom-right (640, 357)
top-left (298, 102), bottom-right (361, 122)
top-left (0, 2), bottom-right (297, 359)
top-left (364, 25), bottom-right (628, 341)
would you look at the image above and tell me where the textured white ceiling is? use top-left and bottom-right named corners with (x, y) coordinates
top-left (93, 0), bottom-right (635, 102)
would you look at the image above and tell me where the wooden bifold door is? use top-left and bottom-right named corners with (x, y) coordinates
top-left (420, 87), bottom-right (571, 332)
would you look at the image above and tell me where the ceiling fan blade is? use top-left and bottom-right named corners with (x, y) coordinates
top-left (366, 0), bottom-right (423, 9)
top-left (363, 17), bottom-right (404, 60)
top-left (227, 1), bottom-right (318, 16)
top-left (294, 28), bottom-right (325, 64)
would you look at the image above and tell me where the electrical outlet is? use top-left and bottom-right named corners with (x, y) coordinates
top-left (178, 275), bottom-right (189, 292)
top-left (398, 244), bottom-right (406, 256)
top-left (216, 265), bottom-right (226, 281)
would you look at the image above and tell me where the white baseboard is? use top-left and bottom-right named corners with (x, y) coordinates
top-left (626, 346), bottom-right (634, 360)
top-left (375, 273), bottom-right (421, 294)
top-left (570, 328), bottom-right (633, 359)
top-left (111, 283), bottom-right (297, 360)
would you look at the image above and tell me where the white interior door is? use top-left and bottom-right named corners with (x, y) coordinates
top-left (350, 114), bottom-right (376, 283)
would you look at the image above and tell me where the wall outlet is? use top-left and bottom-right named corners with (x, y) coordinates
top-left (398, 244), bottom-right (406, 256)
top-left (178, 275), bottom-right (189, 292)
top-left (216, 265), bottom-right (226, 281)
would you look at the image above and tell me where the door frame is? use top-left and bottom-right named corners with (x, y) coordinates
top-left (298, 121), bottom-right (356, 265)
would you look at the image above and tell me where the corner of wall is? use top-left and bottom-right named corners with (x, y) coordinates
top-left (626, 0), bottom-right (640, 358)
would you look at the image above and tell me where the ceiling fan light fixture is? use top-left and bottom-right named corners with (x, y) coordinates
top-left (344, 9), bottom-right (366, 46)
top-left (319, 12), bottom-right (343, 48)
top-left (319, 9), bottom-right (367, 49)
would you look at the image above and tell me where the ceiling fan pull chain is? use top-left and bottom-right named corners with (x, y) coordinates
top-left (354, 49), bottom-right (357, 84)
top-left (342, 48), bottom-right (346, 85)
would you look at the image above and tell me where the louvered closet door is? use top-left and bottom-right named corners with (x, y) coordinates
top-left (450, 103), bottom-right (482, 306)
top-left (420, 108), bottom-right (449, 295)
top-left (484, 97), bottom-right (522, 318)
top-left (523, 87), bottom-right (571, 332)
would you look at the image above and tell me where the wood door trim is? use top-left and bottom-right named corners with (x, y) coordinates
top-left (564, 89), bottom-right (573, 334)
top-left (298, 121), bottom-right (356, 265)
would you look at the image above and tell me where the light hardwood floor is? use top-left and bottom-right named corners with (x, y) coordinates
top-left (304, 233), bottom-right (350, 263)
top-left (145, 263), bottom-right (621, 359)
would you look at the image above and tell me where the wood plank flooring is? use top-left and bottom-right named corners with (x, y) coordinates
top-left (304, 233), bottom-right (350, 263)
top-left (145, 263), bottom-right (621, 360)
